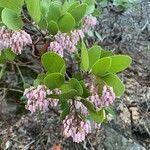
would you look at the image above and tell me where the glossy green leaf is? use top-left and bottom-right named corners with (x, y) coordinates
top-left (59, 89), bottom-right (78, 99)
top-left (102, 73), bottom-right (125, 97)
top-left (60, 83), bottom-right (72, 93)
top-left (44, 73), bottom-right (65, 89)
top-left (40, 0), bottom-right (50, 16)
top-left (0, 7), bottom-right (3, 21)
top-left (34, 79), bottom-right (41, 86)
top-left (47, 2), bottom-right (61, 22)
top-left (80, 81), bottom-right (91, 98)
top-left (70, 3), bottom-right (87, 23)
top-left (81, 99), bottom-right (105, 123)
top-left (108, 55), bottom-right (132, 73)
top-left (34, 73), bottom-right (46, 86)
top-left (92, 9), bottom-right (101, 17)
top-left (60, 99), bottom-right (68, 110)
top-left (4, 49), bottom-right (15, 61)
top-left (60, 99), bottom-right (70, 120)
top-left (88, 45), bottom-right (101, 69)
top-left (38, 17), bottom-right (47, 29)
top-left (67, 1), bottom-right (80, 12)
top-left (37, 73), bottom-right (46, 80)
top-left (83, 0), bottom-right (95, 15)
top-left (0, 53), bottom-right (6, 64)
top-left (105, 107), bottom-right (116, 117)
top-left (69, 78), bottom-right (83, 96)
top-left (92, 57), bottom-right (112, 76)
top-left (81, 99), bottom-right (96, 113)
top-left (81, 41), bottom-right (89, 72)
top-left (96, 108), bottom-right (106, 122)
top-left (58, 13), bottom-right (75, 33)
top-left (100, 49), bottom-right (114, 58)
top-left (72, 72), bottom-right (83, 81)
top-left (60, 106), bottom-right (70, 120)
top-left (48, 21), bottom-right (59, 35)
top-left (0, 0), bottom-right (24, 13)
top-left (25, 0), bottom-right (41, 23)
top-left (2, 8), bottom-right (23, 31)
top-left (41, 52), bottom-right (66, 74)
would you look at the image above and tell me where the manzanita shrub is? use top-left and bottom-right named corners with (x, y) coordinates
top-left (0, 0), bottom-right (132, 143)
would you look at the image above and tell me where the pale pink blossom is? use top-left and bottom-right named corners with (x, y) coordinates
top-left (83, 15), bottom-right (97, 32)
top-left (63, 112), bottom-right (91, 143)
top-left (0, 26), bottom-right (12, 50)
top-left (0, 26), bottom-right (32, 55)
top-left (10, 30), bottom-right (32, 55)
top-left (24, 85), bottom-right (49, 113)
top-left (73, 101), bottom-right (88, 116)
top-left (87, 82), bottom-right (115, 109)
top-left (47, 89), bottom-right (61, 107)
top-left (49, 41), bottom-right (63, 57)
top-left (101, 85), bottom-right (115, 107)
top-left (48, 29), bottom-right (84, 56)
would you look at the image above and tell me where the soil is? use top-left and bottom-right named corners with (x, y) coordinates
top-left (0, 1), bottom-right (150, 150)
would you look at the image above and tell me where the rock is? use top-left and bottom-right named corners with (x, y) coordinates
top-left (102, 126), bottom-right (146, 150)
top-left (5, 141), bottom-right (12, 150)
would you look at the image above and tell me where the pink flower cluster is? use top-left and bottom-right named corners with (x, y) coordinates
top-left (102, 85), bottom-right (115, 106)
top-left (83, 15), bottom-right (97, 32)
top-left (62, 100), bottom-right (102, 143)
top-left (10, 30), bottom-right (32, 55)
top-left (24, 86), bottom-right (61, 113)
top-left (89, 84), bottom-right (116, 109)
top-left (24, 85), bottom-right (49, 114)
top-left (73, 101), bottom-right (88, 116)
top-left (0, 26), bottom-right (12, 50)
top-left (48, 15), bottom-right (97, 57)
top-left (49, 30), bottom-right (84, 57)
top-left (0, 26), bottom-right (32, 55)
top-left (63, 112), bottom-right (91, 143)
top-left (47, 89), bottom-right (61, 107)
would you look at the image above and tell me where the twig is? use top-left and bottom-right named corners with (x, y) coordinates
top-left (0, 64), bottom-right (6, 80)
top-left (0, 88), bottom-right (23, 93)
top-left (15, 63), bottom-right (25, 85)
top-left (23, 140), bottom-right (35, 150)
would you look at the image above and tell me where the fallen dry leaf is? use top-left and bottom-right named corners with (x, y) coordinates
top-left (50, 144), bottom-right (62, 150)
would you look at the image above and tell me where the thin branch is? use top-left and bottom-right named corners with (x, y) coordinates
top-left (15, 63), bottom-right (25, 85)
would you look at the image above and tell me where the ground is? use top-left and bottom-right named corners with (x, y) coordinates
top-left (0, 1), bottom-right (150, 150)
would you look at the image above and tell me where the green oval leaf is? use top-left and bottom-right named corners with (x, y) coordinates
top-left (25, 0), bottom-right (41, 23)
top-left (101, 73), bottom-right (125, 97)
top-left (0, 52), bottom-right (6, 64)
top-left (80, 81), bottom-right (91, 98)
top-left (83, 0), bottom-right (95, 15)
top-left (58, 13), bottom-right (75, 33)
top-left (2, 8), bottom-right (23, 31)
top-left (88, 45), bottom-right (101, 69)
top-left (70, 3), bottom-right (87, 23)
top-left (69, 78), bottom-right (83, 96)
top-left (92, 57), bottom-right (112, 76)
top-left (4, 49), bottom-right (15, 61)
top-left (100, 49), bottom-right (114, 58)
top-left (67, 1), bottom-right (80, 12)
top-left (0, 0), bottom-right (24, 13)
top-left (59, 89), bottom-right (78, 99)
top-left (41, 52), bottom-right (66, 74)
top-left (81, 41), bottom-right (89, 72)
top-left (44, 73), bottom-right (65, 90)
top-left (47, 2), bottom-right (61, 22)
top-left (81, 99), bottom-right (106, 123)
top-left (60, 106), bottom-right (70, 120)
top-left (40, 0), bottom-right (50, 17)
top-left (48, 21), bottom-right (59, 35)
top-left (109, 55), bottom-right (132, 73)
